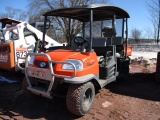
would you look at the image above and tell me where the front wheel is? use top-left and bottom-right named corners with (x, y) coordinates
top-left (66, 82), bottom-right (95, 116)
top-left (22, 77), bottom-right (29, 94)
top-left (22, 77), bottom-right (33, 97)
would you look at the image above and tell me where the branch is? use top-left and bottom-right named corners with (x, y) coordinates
top-left (44, 0), bottom-right (54, 10)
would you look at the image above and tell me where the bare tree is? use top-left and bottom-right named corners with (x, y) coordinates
top-left (146, 0), bottom-right (159, 42)
top-left (0, 7), bottom-right (28, 21)
top-left (143, 26), bottom-right (154, 40)
top-left (131, 28), bottom-right (142, 44)
top-left (27, 0), bottom-right (109, 42)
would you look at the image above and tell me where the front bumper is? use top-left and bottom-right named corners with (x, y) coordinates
top-left (24, 53), bottom-right (77, 98)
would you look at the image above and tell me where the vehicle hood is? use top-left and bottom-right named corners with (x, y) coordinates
top-left (35, 49), bottom-right (85, 61)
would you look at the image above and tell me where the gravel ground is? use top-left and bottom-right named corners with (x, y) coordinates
top-left (0, 64), bottom-right (160, 120)
top-left (131, 51), bottom-right (157, 59)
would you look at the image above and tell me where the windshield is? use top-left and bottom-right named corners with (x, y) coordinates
top-left (115, 19), bottom-right (123, 37)
top-left (4, 29), bottom-right (19, 41)
top-left (83, 19), bottom-right (123, 38)
top-left (31, 22), bottom-right (57, 40)
top-left (9, 29), bottom-right (19, 40)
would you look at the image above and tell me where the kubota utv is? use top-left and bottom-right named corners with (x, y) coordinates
top-left (23, 4), bottom-right (131, 116)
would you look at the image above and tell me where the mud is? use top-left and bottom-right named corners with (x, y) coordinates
top-left (0, 64), bottom-right (160, 120)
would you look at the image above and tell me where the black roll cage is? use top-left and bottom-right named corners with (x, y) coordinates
top-left (42, 4), bottom-right (130, 52)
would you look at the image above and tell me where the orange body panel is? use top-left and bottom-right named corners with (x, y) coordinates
top-left (34, 49), bottom-right (99, 77)
top-left (124, 46), bottom-right (132, 56)
top-left (0, 42), bottom-right (15, 71)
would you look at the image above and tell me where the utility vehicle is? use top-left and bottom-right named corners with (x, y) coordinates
top-left (23, 4), bottom-right (131, 116)
top-left (0, 18), bottom-right (62, 72)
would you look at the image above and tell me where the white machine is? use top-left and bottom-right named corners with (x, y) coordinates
top-left (0, 18), bottom-right (62, 72)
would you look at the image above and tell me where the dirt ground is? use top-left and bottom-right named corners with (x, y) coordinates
top-left (0, 64), bottom-right (160, 120)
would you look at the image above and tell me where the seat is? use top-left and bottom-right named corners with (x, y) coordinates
top-left (102, 26), bottom-right (116, 38)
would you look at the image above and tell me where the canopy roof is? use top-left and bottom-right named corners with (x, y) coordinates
top-left (0, 18), bottom-right (21, 28)
top-left (0, 18), bottom-right (20, 24)
top-left (44, 4), bottom-right (130, 22)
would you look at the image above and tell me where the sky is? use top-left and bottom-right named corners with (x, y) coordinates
top-left (0, 0), bottom-right (28, 12)
top-left (0, 0), bottom-right (152, 37)
top-left (110, 0), bottom-right (151, 37)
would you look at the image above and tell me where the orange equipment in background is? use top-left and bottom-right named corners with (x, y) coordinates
top-left (0, 42), bottom-right (15, 71)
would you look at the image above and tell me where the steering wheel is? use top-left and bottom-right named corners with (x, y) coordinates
top-left (73, 36), bottom-right (89, 47)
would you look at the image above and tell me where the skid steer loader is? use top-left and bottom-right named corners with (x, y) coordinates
top-left (23, 4), bottom-right (131, 116)
top-left (0, 18), bottom-right (63, 72)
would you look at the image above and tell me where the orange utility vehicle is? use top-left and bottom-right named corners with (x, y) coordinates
top-left (23, 4), bottom-right (131, 116)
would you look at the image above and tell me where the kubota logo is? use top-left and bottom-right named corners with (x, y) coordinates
top-left (0, 54), bottom-right (8, 62)
top-left (40, 62), bottom-right (46, 68)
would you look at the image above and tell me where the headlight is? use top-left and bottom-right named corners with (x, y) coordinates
top-left (28, 56), bottom-right (35, 65)
top-left (62, 59), bottom-right (83, 70)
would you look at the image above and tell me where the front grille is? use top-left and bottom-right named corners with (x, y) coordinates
top-left (34, 60), bottom-right (56, 68)
top-left (34, 60), bottom-right (49, 68)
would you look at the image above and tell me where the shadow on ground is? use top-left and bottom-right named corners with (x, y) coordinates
top-left (0, 82), bottom-right (79, 120)
top-left (0, 70), bottom-right (79, 120)
top-left (0, 70), bottom-right (160, 119)
top-left (106, 73), bottom-right (160, 101)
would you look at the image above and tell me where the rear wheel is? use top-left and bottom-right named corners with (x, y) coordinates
top-left (66, 82), bottom-right (95, 116)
